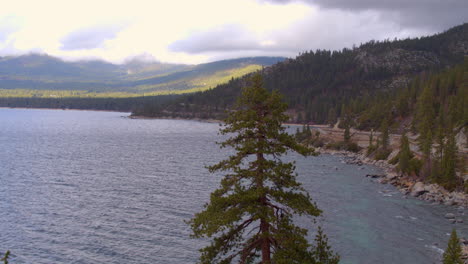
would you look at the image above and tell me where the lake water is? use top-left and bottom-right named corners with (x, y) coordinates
top-left (0, 108), bottom-right (466, 264)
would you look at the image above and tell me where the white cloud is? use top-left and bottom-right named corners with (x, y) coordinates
top-left (0, 0), bottom-right (464, 64)
top-left (60, 23), bottom-right (129, 51)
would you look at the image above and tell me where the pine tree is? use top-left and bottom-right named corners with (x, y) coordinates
top-left (380, 118), bottom-right (389, 150)
top-left (441, 129), bottom-right (458, 191)
top-left (443, 229), bottom-right (463, 264)
top-left (367, 130), bottom-right (376, 155)
top-left (297, 112), bottom-right (304, 123)
top-left (398, 132), bottom-right (411, 175)
top-left (311, 226), bottom-right (340, 264)
top-left (188, 73), bottom-right (332, 264)
top-left (327, 108), bottom-right (337, 127)
top-left (416, 83), bottom-right (435, 154)
top-left (1, 251), bottom-right (10, 264)
top-left (343, 120), bottom-right (351, 143)
top-left (420, 128), bottom-right (433, 179)
top-left (306, 124), bottom-right (312, 138)
top-left (432, 115), bottom-right (445, 183)
top-left (295, 127), bottom-right (301, 140)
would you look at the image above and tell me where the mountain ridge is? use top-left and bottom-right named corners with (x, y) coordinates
top-left (136, 23), bottom-right (467, 123)
top-left (0, 54), bottom-right (284, 96)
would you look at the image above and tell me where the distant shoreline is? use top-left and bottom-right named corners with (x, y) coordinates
top-left (0, 107), bottom-right (130, 114)
top-left (129, 115), bottom-right (321, 127)
top-left (128, 115), bottom-right (221, 123)
top-left (0, 108), bottom-right (319, 126)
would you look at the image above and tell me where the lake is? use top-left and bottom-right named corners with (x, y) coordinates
top-left (0, 108), bottom-right (466, 263)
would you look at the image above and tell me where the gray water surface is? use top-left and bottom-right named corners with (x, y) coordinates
top-left (0, 109), bottom-right (466, 264)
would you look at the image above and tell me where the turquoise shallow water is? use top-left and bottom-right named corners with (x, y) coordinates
top-left (0, 108), bottom-right (466, 263)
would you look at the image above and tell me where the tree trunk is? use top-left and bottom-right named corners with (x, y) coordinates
top-left (257, 135), bottom-right (270, 263)
top-left (260, 217), bottom-right (271, 264)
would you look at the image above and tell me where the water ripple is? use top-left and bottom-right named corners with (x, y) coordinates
top-left (0, 109), bottom-right (466, 264)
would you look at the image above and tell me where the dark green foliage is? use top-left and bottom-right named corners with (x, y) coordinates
top-left (432, 115), bottom-right (446, 183)
top-left (345, 142), bottom-right (360, 153)
top-left (295, 125), bottom-right (323, 147)
top-left (366, 144), bottom-right (378, 156)
top-left (372, 123), bottom-right (392, 159)
top-left (388, 154), bottom-right (399, 165)
top-left (1, 251), bottom-right (10, 264)
top-left (416, 83), bottom-right (435, 159)
top-left (327, 108), bottom-right (337, 127)
top-left (343, 122), bottom-right (351, 143)
top-left (326, 141), bottom-right (360, 153)
top-left (134, 24), bottom-right (467, 122)
top-left (128, 25), bottom-right (467, 190)
top-left (443, 229), bottom-right (463, 264)
top-left (310, 227), bottom-right (340, 264)
top-left (0, 94), bottom-right (180, 113)
top-left (441, 131), bottom-right (459, 191)
top-left (409, 158), bottom-right (424, 176)
top-left (188, 74), bottom-right (337, 263)
top-left (367, 130), bottom-right (378, 155)
top-left (374, 149), bottom-right (391, 161)
top-left (398, 133), bottom-right (412, 175)
top-left (380, 118), bottom-right (390, 151)
top-left (369, 118), bottom-right (392, 161)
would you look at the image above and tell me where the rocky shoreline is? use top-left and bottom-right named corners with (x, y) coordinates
top-left (317, 148), bottom-right (468, 208)
top-left (317, 148), bottom-right (468, 262)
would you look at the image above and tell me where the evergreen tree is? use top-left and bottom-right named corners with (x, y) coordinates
top-left (435, 115), bottom-right (446, 162)
top-left (295, 127), bottom-right (301, 140)
top-left (420, 128), bottom-right (433, 179)
top-left (343, 120), bottom-right (351, 143)
top-left (306, 124), bottom-right (312, 138)
top-left (443, 229), bottom-right (463, 264)
top-left (311, 226), bottom-right (340, 264)
top-left (297, 112), bottom-right (304, 123)
top-left (398, 132), bottom-right (411, 175)
top-left (380, 118), bottom-right (389, 150)
top-left (188, 73), bottom-right (333, 264)
top-left (432, 115), bottom-right (445, 183)
top-left (441, 129), bottom-right (458, 191)
top-left (1, 251), bottom-right (10, 264)
top-left (367, 130), bottom-right (376, 155)
top-left (327, 108), bottom-right (337, 127)
top-left (416, 83), bottom-right (435, 153)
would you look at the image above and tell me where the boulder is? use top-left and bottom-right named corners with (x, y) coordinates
top-left (366, 174), bottom-right (384, 178)
top-left (424, 184), bottom-right (439, 194)
top-left (445, 199), bottom-right (456, 206)
top-left (379, 178), bottom-right (389, 184)
top-left (451, 192), bottom-right (467, 206)
top-left (410, 182), bottom-right (427, 197)
top-left (386, 172), bottom-right (398, 180)
top-left (455, 127), bottom-right (466, 150)
top-left (386, 149), bottom-right (399, 162)
top-left (445, 213), bottom-right (456, 219)
top-left (458, 207), bottom-right (465, 213)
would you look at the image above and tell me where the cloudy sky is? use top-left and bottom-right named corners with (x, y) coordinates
top-left (0, 0), bottom-right (466, 64)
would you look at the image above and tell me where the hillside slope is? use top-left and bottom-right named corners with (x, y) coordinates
top-left (0, 55), bottom-right (284, 96)
top-left (136, 23), bottom-right (467, 123)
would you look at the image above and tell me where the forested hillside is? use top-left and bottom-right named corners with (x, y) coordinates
top-left (349, 63), bottom-right (467, 192)
top-left (133, 24), bottom-right (467, 124)
top-left (0, 95), bottom-right (179, 112)
top-left (0, 56), bottom-right (283, 96)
